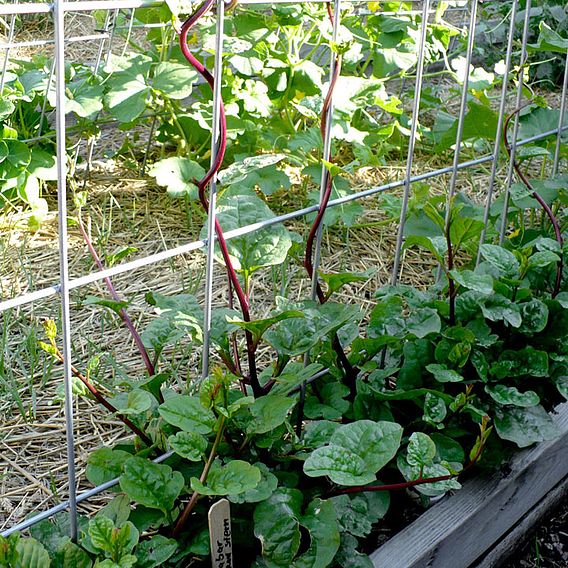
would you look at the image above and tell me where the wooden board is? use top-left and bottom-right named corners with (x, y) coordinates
top-left (370, 402), bottom-right (568, 568)
top-left (475, 474), bottom-right (568, 567)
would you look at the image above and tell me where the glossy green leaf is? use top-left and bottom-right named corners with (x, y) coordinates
top-left (292, 60), bottom-right (324, 96)
top-left (556, 292), bottom-right (568, 309)
top-left (88, 516), bottom-right (138, 557)
top-left (304, 383), bottom-right (350, 420)
top-left (397, 455), bottom-right (460, 496)
top-left (52, 541), bottom-right (93, 568)
top-left (168, 431), bottom-right (208, 461)
top-left (303, 420), bottom-right (341, 449)
top-left (481, 295), bottom-right (522, 328)
top-left (406, 307), bottom-right (441, 338)
top-left (404, 235), bottom-right (447, 264)
top-left (333, 534), bottom-right (373, 568)
top-left (119, 457), bottom-right (185, 513)
top-left (0, 100), bottom-right (14, 122)
top-left (479, 244), bottom-right (519, 278)
top-left (239, 162), bottom-right (292, 196)
top-left (304, 420), bottom-right (402, 486)
top-left (254, 489), bottom-right (302, 566)
top-left (105, 246), bottom-right (138, 268)
top-left (368, 386), bottom-right (452, 402)
top-left (67, 81), bottom-right (104, 119)
top-left (5, 139), bottom-right (31, 168)
top-left (293, 498), bottom-right (340, 568)
top-left (202, 194), bottom-right (292, 276)
top-left (185, 528), bottom-right (210, 557)
top-left (554, 376), bottom-right (568, 400)
top-left (304, 445), bottom-right (370, 486)
top-left (519, 299), bottom-right (549, 335)
top-left (437, 101), bottom-right (499, 150)
top-left (82, 295), bottom-right (129, 316)
top-left (190, 460), bottom-right (261, 496)
top-left (426, 364), bottom-right (463, 383)
top-left (248, 394), bottom-right (297, 434)
top-left (450, 269), bottom-right (493, 294)
top-left (268, 362), bottom-right (325, 397)
top-left (319, 270), bottom-right (374, 298)
top-left (494, 405), bottom-right (557, 448)
top-left (0, 534), bottom-right (19, 566)
top-left (490, 348), bottom-right (549, 379)
top-left (30, 513), bottom-right (88, 557)
top-left (218, 153), bottom-right (286, 186)
top-left (395, 338), bottom-right (433, 390)
top-left (528, 22), bottom-right (568, 53)
top-left (86, 448), bottom-right (132, 486)
top-left (407, 432), bottom-right (436, 468)
top-left (227, 310), bottom-right (304, 347)
top-left (449, 216), bottom-right (484, 253)
top-left (105, 77), bottom-right (149, 123)
top-left (158, 395), bottom-right (216, 434)
top-left (431, 433), bottom-right (465, 465)
top-left (331, 492), bottom-right (389, 538)
top-left (529, 250), bottom-right (561, 268)
top-left (112, 389), bottom-right (153, 416)
top-left (423, 393), bottom-right (447, 425)
top-left (485, 384), bottom-right (539, 407)
top-left (134, 536), bottom-right (178, 568)
top-left (265, 300), bottom-right (360, 358)
top-left (367, 296), bottom-right (405, 338)
top-left (98, 495), bottom-right (131, 527)
top-left (228, 462), bottom-right (278, 504)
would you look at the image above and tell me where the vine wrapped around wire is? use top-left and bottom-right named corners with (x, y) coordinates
top-left (503, 106), bottom-right (563, 297)
top-left (178, 0), bottom-right (262, 396)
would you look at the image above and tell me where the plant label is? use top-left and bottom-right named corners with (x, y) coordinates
top-left (208, 498), bottom-right (233, 568)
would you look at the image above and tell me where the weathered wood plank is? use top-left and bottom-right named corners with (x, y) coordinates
top-left (370, 403), bottom-right (568, 568)
top-left (474, 474), bottom-right (568, 567)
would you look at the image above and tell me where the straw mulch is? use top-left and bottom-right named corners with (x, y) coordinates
top-left (0, 151), bottom-right (499, 531)
top-left (0, 3), bottom-right (530, 532)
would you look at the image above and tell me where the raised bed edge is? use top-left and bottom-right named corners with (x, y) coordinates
top-left (475, 472), bottom-right (568, 567)
top-left (369, 402), bottom-right (568, 568)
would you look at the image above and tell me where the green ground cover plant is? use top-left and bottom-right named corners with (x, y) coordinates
top-left (1, 1), bottom-right (568, 567)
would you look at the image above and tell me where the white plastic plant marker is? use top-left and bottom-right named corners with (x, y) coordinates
top-left (208, 498), bottom-right (233, 568)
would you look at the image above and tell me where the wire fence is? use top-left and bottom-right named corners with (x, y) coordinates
top-left (0, 0), bottom-right (567, 540)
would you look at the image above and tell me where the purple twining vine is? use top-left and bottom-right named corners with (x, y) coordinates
top-left (503, 106), bottom-right (563, 297)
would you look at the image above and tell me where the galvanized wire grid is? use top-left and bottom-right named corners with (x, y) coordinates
top-left (0, 0), bottom-right (567, 539)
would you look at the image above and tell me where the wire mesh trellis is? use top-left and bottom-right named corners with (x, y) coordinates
top-left (0, 0), bottom-right (567, 544)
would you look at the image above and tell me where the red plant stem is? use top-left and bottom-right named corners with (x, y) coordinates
top-left (53, 348), bottom-right (153, 447)
top-left (225, 270), bottom-right (239, 369)
top-left (302, 4), bottom-right (356, 386)
top-left (179, 1), bottom-right (262, 396)
top-left (503, 108), bottom-right (563, 296)
top-left (336, 473), bottom-right (456, 494)
top-left (446, 221), bottom-right (456, 325)
top-left (303, 53), bottom-right (342, 302)
top-left (76, 215), bottom-right (156, 379)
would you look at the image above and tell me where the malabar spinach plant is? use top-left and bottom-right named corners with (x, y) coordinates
top-left (4, 2), bottom-right (568, 568)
